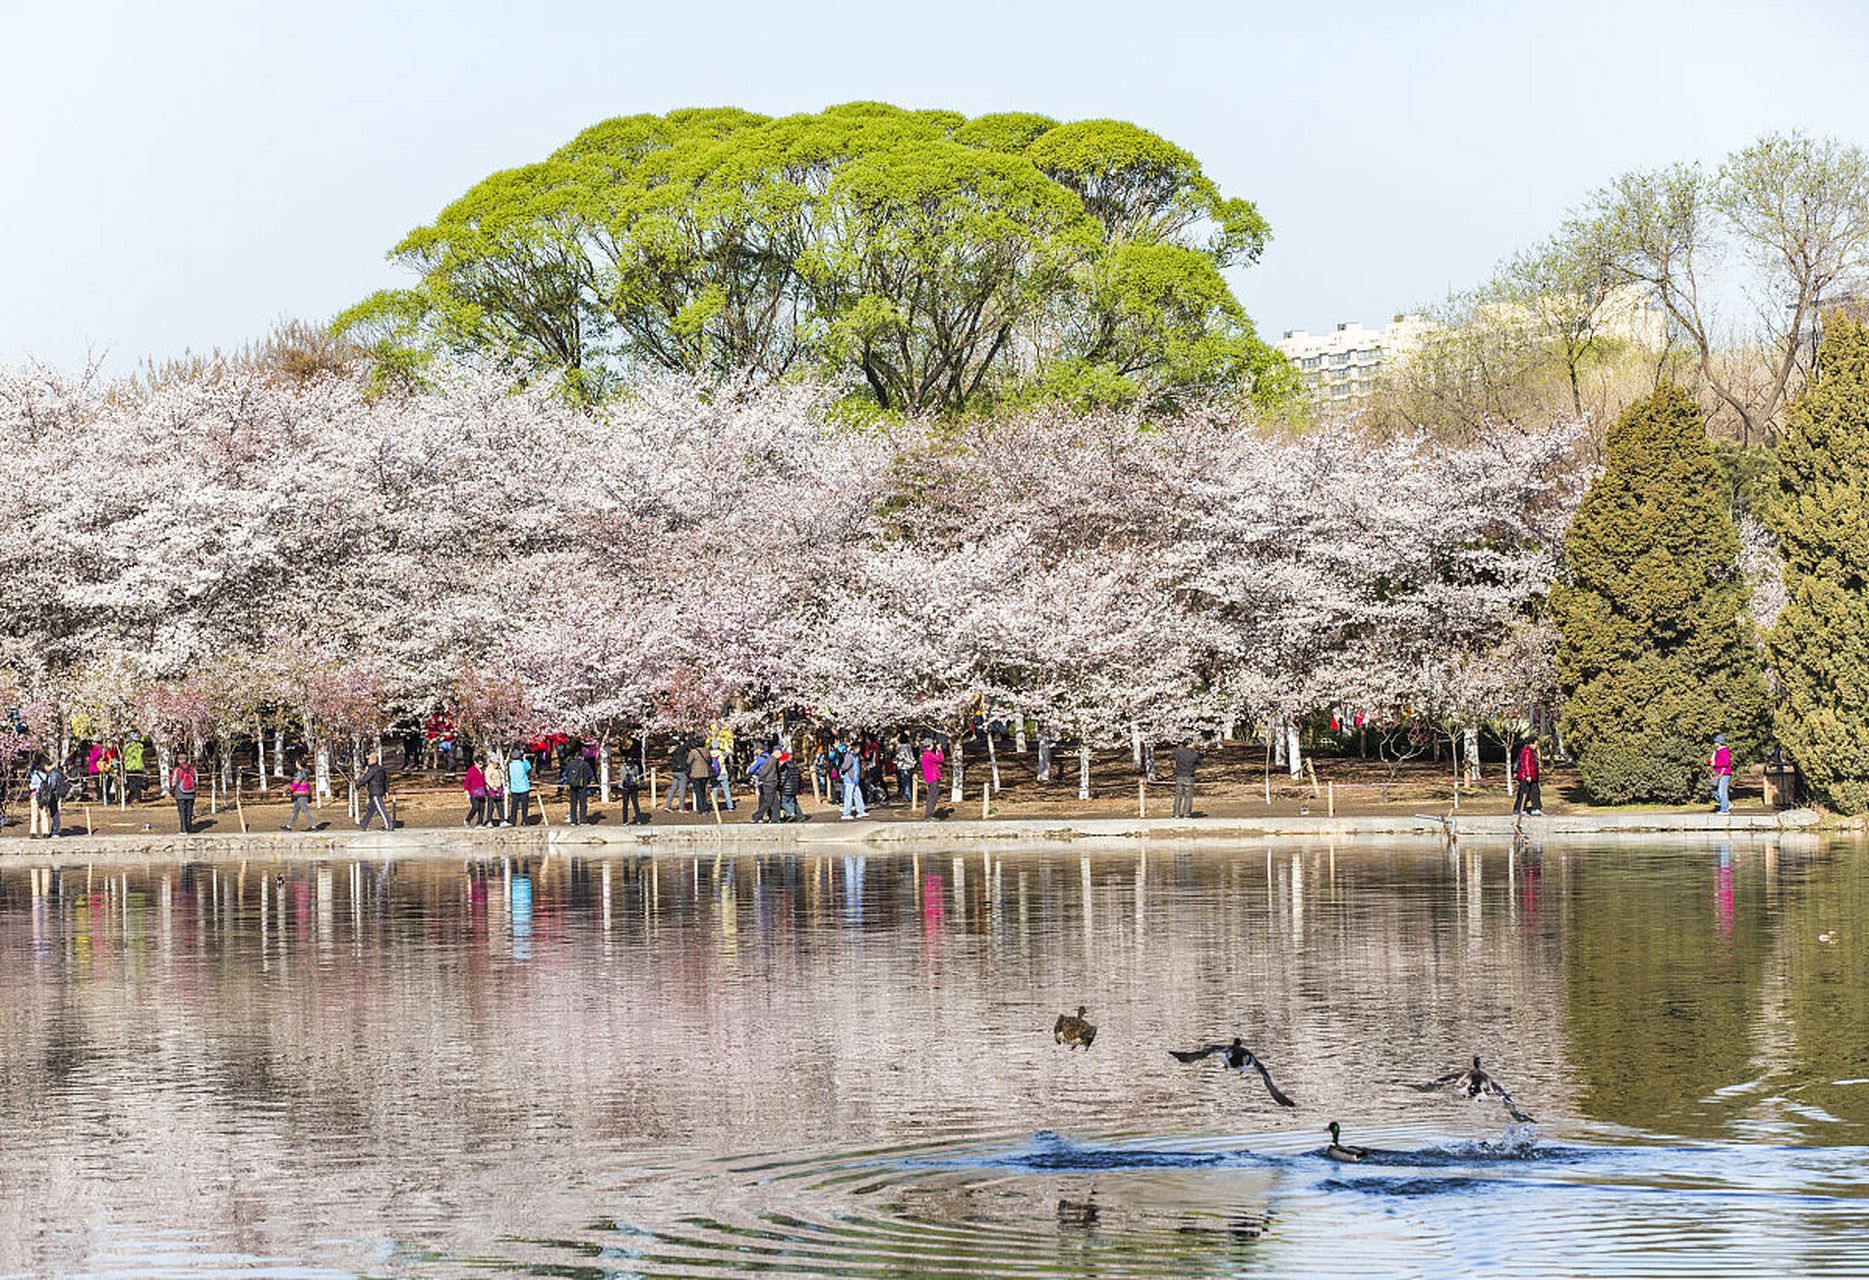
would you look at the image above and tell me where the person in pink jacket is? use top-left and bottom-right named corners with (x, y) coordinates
top-left (919, 739), bottom-right (944, 820)
top-left (1710, 734), bottom-right (1733, 814)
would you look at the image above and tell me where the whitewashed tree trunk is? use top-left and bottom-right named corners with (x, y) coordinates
top-left (1036, 730), bottom-right (1052, 782)
top-left (599, 734), bottom-right (612, 803)
top-left (1273, 716), bottom-right (1287, 767)
top-left (950, 737), bottom-right (965, 803)
top-left (274, 725), bottom-right (285, 781)
top-left (254, 717), bottom-right (269, 792)
top-left (1464, 725), bottom-right (1481, 782)
top-left (1014, 713), bottom-right (1027, 754)
top-left (986, 731), bottom-right (1001, 790)
top-left (157, 743), bottom-right (173, 799)
top-left (1287, 722), bottom-right (1303, 780)
top-left (1130, 722), bottom-right (1143, 772)
top-left (315, 746), bottom-right (331, 804)
top-left (1077, 740), bottom-right (1091, 801)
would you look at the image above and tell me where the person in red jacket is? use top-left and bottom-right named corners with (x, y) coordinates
top-left (1513, 738), bottom-right (1543, 816)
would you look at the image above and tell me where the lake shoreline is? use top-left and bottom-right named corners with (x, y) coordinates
top-left (0, 808), bottom-right (1825, 861)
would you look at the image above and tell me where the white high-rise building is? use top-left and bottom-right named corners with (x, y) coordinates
top-left (1275, 315), bottom-right (1429, 403)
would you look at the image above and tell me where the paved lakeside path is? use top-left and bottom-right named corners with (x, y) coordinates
top-left (0, 808), bottom-right (1828, 862)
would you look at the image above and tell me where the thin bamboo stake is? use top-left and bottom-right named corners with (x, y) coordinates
top-left (981, 781), bottom-right (990, 821)
top-left (1327, 781), bottom-right (1335, 817)
top-left (710, 791), bottom-right (722, 825)
top-left (235, 794), bottom-right (248, 834)
top-left (84, 805), bottom-right (93, 836)
top-left (1138, 777), bottom-right (1147, 817)
top-left (649, 768), bottom-right (658, 808)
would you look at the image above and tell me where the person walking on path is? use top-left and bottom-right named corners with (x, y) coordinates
top-left (616, 754), bottom-right (644, 824)
top-left (1171, 738), bottom-right (1201, 818)
top-left (1513, 739), bottom-right (1543, 816)
top-left (284, 759), bottom-right (316, 831)
top-left (687, 740), bottom-right (713, 815)
top-left (1710, 734), bottom-right (1734, 814)
top-left (919, 739), bottom-right (944, 819)
top-left (506, 750), bottom-right (534, 827)
top-left (839, 745), bottom-right (867, 820)
top-left (563, 745), bottom-right (595, 825)
top-left (665, 739), bottom-right (690, 814)
top-left (750, 744), bottom-right (780, 823)
top-left (463, 757), bottom-right (489, 827)
top-left (171, 756), bottom-right (199, 834)
top-left (357, 752), bottom-right (393, 831)
top-left (777, 750), bottom-right (803, 821)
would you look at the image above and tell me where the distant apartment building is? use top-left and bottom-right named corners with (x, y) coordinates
top-left (1275, 315), bottom-right (1429, 404)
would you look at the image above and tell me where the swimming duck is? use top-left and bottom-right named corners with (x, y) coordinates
top-left (1413, 1055), bottom-right (1534, 1122)
top-left (1169, 1037), bottom-right (1297, 1107)
top-left (1325, 1121), bottom-right (1370, 1162)
top-left (1054, 1006), bottom-right (1097, 1049)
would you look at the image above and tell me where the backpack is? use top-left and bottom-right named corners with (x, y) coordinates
top-left (617, 761), bottom-right (641, 788)
top-left (38, 767), bottom-right (66, 804)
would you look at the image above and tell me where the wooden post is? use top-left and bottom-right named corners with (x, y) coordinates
top-left (1452, 778), bottom-right (1461, 812)
top-left (911, 773), bottom-right (919, 813)
top-left (1138, 776), bottom-right (1147, 817)
top-left (1327, 781), bottom-right (1335, 817)
top-left (649, 768), bottom-right (658, 808)
top-left (981, 780), bottom-right (990, 821)
top-left (391, 797), bottom-right (399, 830)
top-left (84, 805), bottom-right (93, 836)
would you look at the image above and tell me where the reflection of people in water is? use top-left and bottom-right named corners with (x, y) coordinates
top-left (511, 872), bottom-right (533, 962)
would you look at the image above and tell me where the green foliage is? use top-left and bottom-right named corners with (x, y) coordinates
top-left (339, 103), bottom-right (1289, 414)
top-left (1765, 316), bottom-right (1869, 812)
top-left (1553, 384), bottom-right (1771, 803)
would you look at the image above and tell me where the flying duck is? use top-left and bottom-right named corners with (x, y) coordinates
top-left (1413, 1055), bottom-right (1535, 1122)
top-left (1325, 1121), bottom-right (1370, 1163)
top-left (1169, 1037), bottom-right (1296, 1107)
top-left (1054, 1006), bottom-right (1097, 1049)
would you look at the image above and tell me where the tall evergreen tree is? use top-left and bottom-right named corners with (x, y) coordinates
top-left (1554, 383), bottom-right (1771, 803)
top-left (1766, 316), bottom-right (1869, 812)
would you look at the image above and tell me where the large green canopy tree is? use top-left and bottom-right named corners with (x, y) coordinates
top-left (1767, 316), bottom-right (1869, 812)
top-left (1554, 383), bottom-right (1771, 803)
top-left (336, 102), bottom-right (1295, 412)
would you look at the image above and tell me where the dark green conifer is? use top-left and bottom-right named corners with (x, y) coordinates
top-left (1766, 316), bottom-right (1869, 813)
top-left (1554, 384), bottom-right (1771, 803)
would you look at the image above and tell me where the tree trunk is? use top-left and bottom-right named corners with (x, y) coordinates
top-left (987, 731), bottom-right (1001, 791)
top-left (157, 743), bottom-right (173, 799)
top-left (599, 734), bottom-right (612, 803)
top-left (1014, 713), bottom-right (1027, 755)
top-left (950, 736), bottom-right (964, 803)
top-left (1274, 716), bottom-right (1287, 767)
top-left (1036, 731), bottom-right (1051, 782)
top-left (1131, 722), bottom-right (1143, 772)
top-left (1286, 721), bottom-right (1303, 780)
top-left (1463, 725), bottom-right (1481, 783)
top-left (1078, 740), bottom-right (1091, 801)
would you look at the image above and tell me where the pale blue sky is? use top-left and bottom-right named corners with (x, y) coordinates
top-left (3, 0), bottom-right (1864, 370)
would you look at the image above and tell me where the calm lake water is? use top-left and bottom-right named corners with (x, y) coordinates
top-left (1, 836), bottom-right (1866, 1279)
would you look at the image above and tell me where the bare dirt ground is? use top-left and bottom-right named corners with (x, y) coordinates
top-left (11, 743), bottom-right (1769, 839)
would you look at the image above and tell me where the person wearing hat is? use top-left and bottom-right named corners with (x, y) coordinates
top-left (1170, 736), bottom-right (1201, 818)
top-left (1710, 734), bottom-right (1733, 814)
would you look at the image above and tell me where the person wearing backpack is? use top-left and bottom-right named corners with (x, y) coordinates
top-left (686, 740), bottom-right (712, 814)
top-left (563, 744), bottom-right (595, 825)
top-left (616, 753), bottom-right (644, 824)
top-left (34, 756), bottom-right (64, 838)
top-left (171, 755), bottom-right (199, 834)
top-left (839, 743), bottom-right (867, 820)
top-left (27, 756), bottom-right (48, 836)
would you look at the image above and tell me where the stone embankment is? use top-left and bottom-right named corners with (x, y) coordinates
top-left (0, 809), bottom-right (1825, 863)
